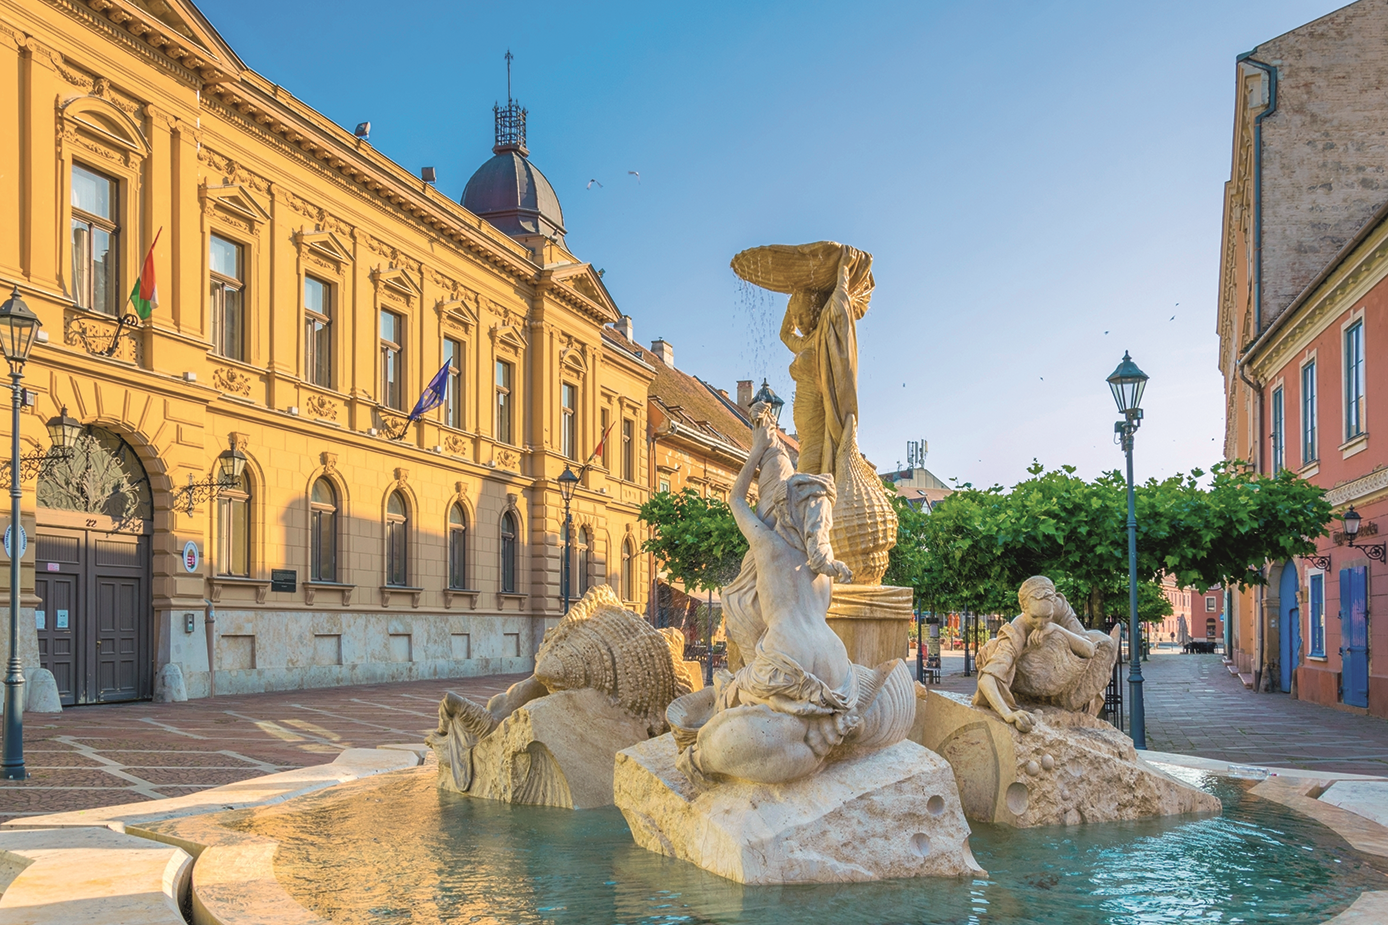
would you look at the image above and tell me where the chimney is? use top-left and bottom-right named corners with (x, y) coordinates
top-left (651, 338), bottom-right (674, 368)
top-left (736, 380), bottom-right (753, 409)
top-left (615, 315), bottom-right (634, 342)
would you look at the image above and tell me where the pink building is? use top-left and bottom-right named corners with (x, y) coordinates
top-left (1157, 577), bottom-right (1224, 646)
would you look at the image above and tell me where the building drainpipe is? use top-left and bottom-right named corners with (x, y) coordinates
top-left (1238, 364), bottom-right (1270, 692)
top-left (1236, 53), bottom-right (1278, 335)
top-left (204, 599), bottom-right (216, 697)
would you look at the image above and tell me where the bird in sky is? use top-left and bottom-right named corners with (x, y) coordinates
top-left (1170, 315), bottom-right (1176, 321)
top-left (628, 170), bottom-right (641, 183)
top-left (1104, 330), bottom-right (1109, 334)
top-left (586, 179), bottom-right (603, 189)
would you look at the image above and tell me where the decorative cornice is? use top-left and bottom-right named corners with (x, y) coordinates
top-left (1326, 468), bottom-right (1388, 507)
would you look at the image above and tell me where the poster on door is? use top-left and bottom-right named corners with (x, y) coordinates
top-left (56, 609), bottom-right (68, 629)
top-left (34, 609), bottom-right (44, 629)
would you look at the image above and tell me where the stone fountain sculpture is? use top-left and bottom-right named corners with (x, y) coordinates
top-left (614, 242), bottom-right (983, 885)
top-left (912, 576), bottom-right (1221, 827)
top-left (426, 584), bottom-right (697, 809)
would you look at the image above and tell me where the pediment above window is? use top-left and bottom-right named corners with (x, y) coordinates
top-left (201, 183), bottom-right (270, 229)
top-left (296, 229), bottom-right (352, 269)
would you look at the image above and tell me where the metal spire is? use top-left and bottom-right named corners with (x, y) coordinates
top-left (505, 49), bottom-right (513, 103)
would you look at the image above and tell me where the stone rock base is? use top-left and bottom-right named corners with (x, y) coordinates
top-left (437, 688), bottom-right (653, 809)
top-left (911, 689), bottom-right (1221, 826)
top-left (614, 735), bottom-right (984, 884)
top-left (24, 668), bottom-right (62, 713)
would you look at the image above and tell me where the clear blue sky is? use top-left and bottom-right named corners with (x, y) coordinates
top-left (200, 0), bottom-right (1342, 488)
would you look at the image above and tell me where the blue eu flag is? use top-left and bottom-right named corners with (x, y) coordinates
top-left (408, 359), bottom-right (453, 422)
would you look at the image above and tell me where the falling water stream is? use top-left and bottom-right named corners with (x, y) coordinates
top-left (234, 766), bottom-right (1388, 925)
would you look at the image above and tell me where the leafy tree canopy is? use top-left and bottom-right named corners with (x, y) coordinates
top-left (915, 460), bottom-right (1330, 621)
top-left (639, 489), bottom-right (746, 593)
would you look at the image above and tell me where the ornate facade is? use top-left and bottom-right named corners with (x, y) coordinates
top-left (1217, 0), bottom-right (1388, 705)
top-left (0, 0), bottom-right (653, 702)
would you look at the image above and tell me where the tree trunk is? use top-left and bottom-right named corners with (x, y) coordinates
top-left (1088, 585), bottom-right (1104, 630)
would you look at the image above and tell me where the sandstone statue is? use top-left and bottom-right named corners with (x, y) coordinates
top-left (973, 576), bottom-right (1120, 731)
top-left (731, 241), bottom-right (873, 481)
top-left (911, 575), bottom-right (1218, 827)
top-left (616, 407), bottom-right (980, 883)
top-left (426, 584), bottom-right (696, 809)
top-left (667, 406), bottom-right (914, 786)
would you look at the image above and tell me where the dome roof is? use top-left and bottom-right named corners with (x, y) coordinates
top-left (462, 150), bottom-right (566, 242)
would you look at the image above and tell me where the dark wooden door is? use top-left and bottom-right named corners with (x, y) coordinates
top-left (35, 525), bottom-right (150, 704)
top-left (35, 531), bottom-right (83, 707)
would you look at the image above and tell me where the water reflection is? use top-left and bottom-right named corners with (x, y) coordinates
top-left (237, 768), bottom-right (1387, 925)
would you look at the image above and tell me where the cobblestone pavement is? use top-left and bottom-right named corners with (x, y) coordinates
top-left (0, 673), bottom-right (524, 824)
top-left (924, 647), bottom-right (1388, 776)
top-left (8, 648), bottom-right (1388, 825)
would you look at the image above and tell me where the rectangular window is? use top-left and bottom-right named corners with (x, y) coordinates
top-left (622, 419), bottom-right (635, 482)
top-left (1205, 596), bottom-right (1215, 613)
top-left (444, 338), bottom-right (463, 429)
top-left (380, 310), bottom-right (403, 410)
top-left (1302, 361), bottom-right (1318, 464)
top-left (1309, 571), bottom-right (1325, 657)
top-left (659, 477), bottom-right (671, 494)
top-left (71, 164), bottom-right (118, 315)
top-left (210, 235), bottom-right (244, 360)
top-left (561, 383), bottom-right (578, 460)
top-left (600, 408), bottom-right (610, 468)
top-left (216, 482), bottom-right (250, 578)
top-left (1346, 320), bottom-right (1366, 439)
top-left (495, 360), bottom-right (513, 444)
top-left (304, 277), bottom-right (332, 388)
top-left (1271, 386), bottom-right (1285, 473)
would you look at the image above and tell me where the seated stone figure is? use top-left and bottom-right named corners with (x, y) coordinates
top-left (669, 408), bottom-right (915, 786)
top-left (973, 576), bottom-right (1120, 732)
top-left (426, 585), bottom-right (696, 808)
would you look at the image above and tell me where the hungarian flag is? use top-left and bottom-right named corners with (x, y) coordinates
top-left (128, 229), bottom-right (161, 320)
top-left (587, 419), bottom-right (615, 465)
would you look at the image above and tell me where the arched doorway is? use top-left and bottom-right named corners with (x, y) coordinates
top-left (35, 426), bottom-right (154, 704)
top-left (1278, 560), bottom-right (1301, 694)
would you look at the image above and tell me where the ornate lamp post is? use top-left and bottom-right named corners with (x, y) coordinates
top-left (558, 465), bottom-right (579, 614)
top-left (1107, 351), bottom-right (1150, 750)
top-left (0, 287), bottom-right (42, 781)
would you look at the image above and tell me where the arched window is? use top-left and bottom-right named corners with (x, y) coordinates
top-left (310, 479), bottom-right (337, 582)
top-left (386, 491), bottom-right (408, 587)
top-left (448, 503), bottom-right (467, 589)
top-left (500, 511), bottom-right (518, 593)
top-left (216, 473), bottom-right (250, 577)
top-left (621, 538), bottom-right (636, 602)
top-left (576, 527), bottom-right (591, 596)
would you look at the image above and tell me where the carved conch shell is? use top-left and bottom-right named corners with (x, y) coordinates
top-left (829, 414), bottom-right (898, 586)
top-left (533, 584), bottom-right (694, 736)
top-left (426, 691), bottom-right (501, 792)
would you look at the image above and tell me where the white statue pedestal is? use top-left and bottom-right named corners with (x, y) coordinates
top-left (911, 689), bottom-right (1220, 826)
top-left (614, 734), bottom-right (984, 885)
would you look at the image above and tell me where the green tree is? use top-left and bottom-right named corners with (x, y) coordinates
top-left (917, 460), bottom-right (1330, 625)
top-left (882, 483), bottom-right (932, 609)
top-left (639, 489), bottom-right (746, 593)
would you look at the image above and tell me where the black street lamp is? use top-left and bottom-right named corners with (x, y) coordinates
top-left (558, 465), bottom-right (579, 614)
top-left (1342, 506), bottom-right (1387, 563)
top-left (1108, 350), bottom-right (1150, 750)
top-left (0, 286), bottom-right (41, 781)
top-left (752, 379), bottom-right (785, 426)
top-left (175, 447), bottom-right (248, 514)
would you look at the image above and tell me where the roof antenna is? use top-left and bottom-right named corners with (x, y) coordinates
top-left (505, 49), bottom-right (514, 103)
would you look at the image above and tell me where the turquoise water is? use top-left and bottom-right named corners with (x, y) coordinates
top-left (244, 768), bottom-right (1388, 925)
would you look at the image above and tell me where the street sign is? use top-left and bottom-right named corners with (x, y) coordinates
top-left (270, 569), bottom-right (297, 593)
top-left (182, 541), bottom-right (200, 573)
top-left (3, 524), bottom-right (27, 560)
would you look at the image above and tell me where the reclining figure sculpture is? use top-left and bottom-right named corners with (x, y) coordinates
top-left (972, 576), bottom-right (1121, 731)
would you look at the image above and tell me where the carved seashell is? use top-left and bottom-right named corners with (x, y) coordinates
top-left (532, 584), bottom-right (694, 736)
top-left (666, 687), bottom-right (716, 753)
top-left (829, 414), bottom-right (897, 586)
top-left (844, 659), bottom-right (915, 750)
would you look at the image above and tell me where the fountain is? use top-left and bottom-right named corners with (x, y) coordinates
top-left (5, 244), bottom-right (1386, 923)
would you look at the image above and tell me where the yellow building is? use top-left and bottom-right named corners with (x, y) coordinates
top-left (0, 0), bottom-right (654, 703)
